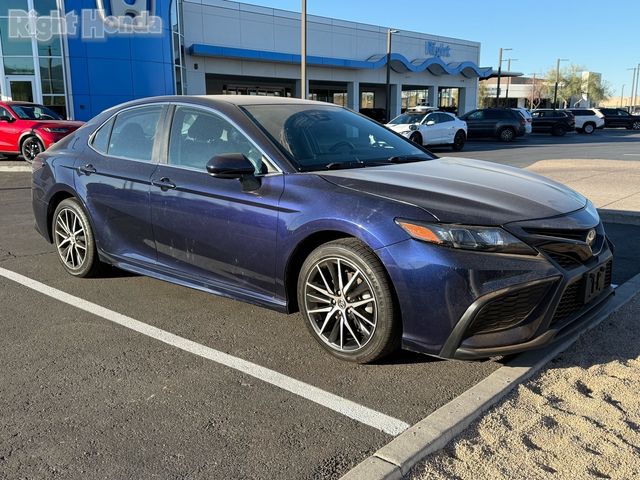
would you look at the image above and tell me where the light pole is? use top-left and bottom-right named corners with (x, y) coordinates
top-left (628, 67), bottom-right (637, 110)
top-left (553, 58), bottom-right (569, 109)
top-left (504, 58), bottom-right (518, 102)
top-left (300, 0), bottom-right (307, 99)
top-left (620, 85), bottom-right (625, 108)
top-left (495, 47), bottom-right (512, 107)
top-left (634, 63), bottom-right (640, 111)
top-left (529, 73), bottom-right (537, 109)
top-left (385, 29), bottom-right (399, 122)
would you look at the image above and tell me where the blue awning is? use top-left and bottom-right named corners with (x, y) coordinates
top-left (188, 44), bottom-right (494, 79)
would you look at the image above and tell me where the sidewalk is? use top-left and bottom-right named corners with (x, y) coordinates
top-left (410, 292), bottom-right (640, 480)
top-left (526, 159), bottom-right (640, 213)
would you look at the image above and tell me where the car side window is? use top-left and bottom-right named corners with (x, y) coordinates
top-left (424, 113), bottom-right (437, 124)
top-left (168, 106), bottom-right (271, 175)
top-left (0, 106), bottom-right (12, 118)
top-left (437, 113), bottom-right (453, 123)
top-left (467, 110), bottom-right (484, 120)
top-left (617, 110), bottom-right (630, 117)
top-left (107, 105), bottom-right (163, 161)
top-left (91, 117), bottom-right (115, 154)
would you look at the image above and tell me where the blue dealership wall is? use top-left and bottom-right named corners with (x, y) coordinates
top-left (63, 0), bottom-right (175, 121)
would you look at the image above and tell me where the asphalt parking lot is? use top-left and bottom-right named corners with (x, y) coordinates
top-left (1, 130), bottom-right (640, 479)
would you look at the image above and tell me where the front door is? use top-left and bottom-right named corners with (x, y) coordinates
top-left (6, 76), bottom-right (36, 102)
top-left (150, 105), bottom-right (284, 299)
top-left (420, 112), bottom-right (442, 144)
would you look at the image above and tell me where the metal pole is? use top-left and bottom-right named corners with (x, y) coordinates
top-left (553, 59), bottom-right (560, 109)
top-left (627, 67), bottom-right (638, 110)
top-left (530, 73), bottom-right (536, 109)
top-left (300, 0), bottom-right (307, 99)
top-left (620, 85), bottom-right (625, 108)
top-left (385, 29), bottom-right (395, 122)
top-left (495, 48), bottom-right (503, 107)
top-left (634, 63), bottom-right (640, 111)
top-left (505, 58), bottom-right (517, 103)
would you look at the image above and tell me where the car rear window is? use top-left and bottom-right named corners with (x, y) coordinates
top-left (571, 109), bottom-right (594, 116)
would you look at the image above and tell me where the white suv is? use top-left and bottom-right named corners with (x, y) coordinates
top-left (567, 108), bottom-right (605, 134)
top-left (386, 107), bottom-right (468, 151)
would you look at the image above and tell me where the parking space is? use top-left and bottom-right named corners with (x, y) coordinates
top-left (2, 129), bottom-right (640, 479)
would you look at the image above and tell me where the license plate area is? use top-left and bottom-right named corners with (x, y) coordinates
top-left (583, 264), bottom-right (607, 304)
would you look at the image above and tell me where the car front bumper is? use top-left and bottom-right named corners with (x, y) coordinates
top-left (375, 208), bottom-right (614, 359)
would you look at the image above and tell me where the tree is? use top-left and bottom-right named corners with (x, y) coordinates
top-left (543, 64), bottom-right (612, 107)
top-left (477, 81), bottom-right (491, 108)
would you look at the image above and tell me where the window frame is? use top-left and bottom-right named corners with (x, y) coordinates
top-left (87, 103), bottom-right (169, 163)
top-left (162, 103), bottom-right (282, 176)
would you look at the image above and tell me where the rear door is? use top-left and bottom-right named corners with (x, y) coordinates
top-left (420, 112), bottom-right (442, 144)
top-left (149, 104), bottom-right (284, 298)
top-left (75, 104), bottom-right (165, 264)
top-left (436, 112), bottom-right (456, 143)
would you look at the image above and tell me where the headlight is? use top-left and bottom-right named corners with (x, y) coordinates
top-left (42, 127), bottom-right (69, 133)
top-left (396, 219), bottom-right (537, 255)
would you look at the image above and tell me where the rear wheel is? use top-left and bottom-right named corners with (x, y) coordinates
top-left (409, 132), bottom-right (422, 145)
top-left (21, 136), bottom-right (44, 163)
top-left (552, 124), bottom-right (567, 136)
top-left (498, 127), bottom-right (515, 142)
top-left (452, 130), bottom-right (466, 151)
top-left (632, 121), bottom-right (640, 130)
top-left (583, 122), bottom-right (595, 134)
top-left (297, 238), bottom-right (400, 363)
top-left (52, 198), bottom-right (103, 277)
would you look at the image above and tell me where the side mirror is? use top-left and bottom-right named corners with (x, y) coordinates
top-left (0, 115), bottom-right (13, 123)
top-left (206, 153), bottom-right (255, 179)
top-left (426, 120), bottom-right (436, 126)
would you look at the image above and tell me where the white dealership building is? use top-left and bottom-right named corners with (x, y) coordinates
top-left (178, 0), bottom-right (492, 118)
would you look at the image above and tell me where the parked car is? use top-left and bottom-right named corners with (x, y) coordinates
top-left (33, 96), bottom-right (614, 363)
top-left (511, 107), bottom-right (533, 134)
top-left (386, 106), bottom-right (467, 151)
top-left (566, 108), bottom-right (605, 134)
top-left (359, 108), bottom-right (387, 124)
top-left (458, 108), bottom-right (527, 142)
top-left (0, 101), bottom-right (83, 162)
top-left (594, 108), bottom-right (640, 130)
top-left (530, 109), bottom-right (576, 136)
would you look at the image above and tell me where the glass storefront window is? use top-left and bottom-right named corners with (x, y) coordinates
top-left (402, 89), bottom-right (428, 110)
top-left (37, 34), bottom-right (62, 57)
top-left (3, 56), bottom-right (35, 75)
top-left (361, 92), bottom-right (375, 109)
top-left (43, 95), bottom-right (67, 119)
top-left (0, 18), bottom-right (33, 56)
top-left (0, 0), bottom-right (28, 16)
top-left (40, 57), bottom-right (65, 94)
top-left (438, 87), bottom-right (459, 110)
top-left (33, 0), bottom-right (58, 15)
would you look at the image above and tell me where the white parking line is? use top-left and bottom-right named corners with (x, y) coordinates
top-left (0, 266), bottom-right (410, 436)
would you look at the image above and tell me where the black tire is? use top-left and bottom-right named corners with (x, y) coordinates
top-left (21, 136), bottom-right (44, 164)
top-left (583, 122), bottom-right (595, 134)
top-left (498, 127), bottom-right (515, 142)
top-left (409, 132), bottom-right (422, 145)
top-left (52, 198), bottom-right (103, 278)
top-left (297, 238), bottom-right (400, 363)
top-left (551, 124), bottom-right (567, 136)
top-left (452, 130), bottom-right (466, 151)
top-left (632, 121), bottom-right (640, 130)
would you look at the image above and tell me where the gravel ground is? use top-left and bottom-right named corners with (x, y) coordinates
top-left (410, 292), bottom-right (640, 480)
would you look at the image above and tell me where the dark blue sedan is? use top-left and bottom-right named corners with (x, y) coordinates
top-left (32, 96), bottom-right (614, 363)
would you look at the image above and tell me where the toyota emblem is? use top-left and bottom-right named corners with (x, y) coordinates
top-left (586, 229), bottom-right (596, 246)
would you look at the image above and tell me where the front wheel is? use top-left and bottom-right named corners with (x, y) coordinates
top-left (498, 127), bottom-right (515, 142)
top-left (21, 136), bottom-right (44, 163)
top-left (552, 124), bottom-right (567, 136)
top-left (52, 198), bottom-right (103, 277)
top-left (409, 132), bottom-right (423, 145)
top-left (298, 238), bottom-right (400, 363)
top-left (452, 130), bottom-right (466, 151)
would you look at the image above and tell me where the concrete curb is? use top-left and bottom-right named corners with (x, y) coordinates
top-left (340, 271), bottom-right (640, 480)
top-left (599, 208), bottom-right (640, 226)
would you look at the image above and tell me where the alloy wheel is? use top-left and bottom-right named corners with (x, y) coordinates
top-left (54, 208), bottom-right (88, 270)
top-left (22, 137), bottom-right (43, 163)
top-left (584, 124), bottom-right (594, 134)
top-left (633, 121), bottom-right (640, 130)
top-left (500, 129), bottom-right (514, 142)
top-left (304, 257), bottom-right (377, 352)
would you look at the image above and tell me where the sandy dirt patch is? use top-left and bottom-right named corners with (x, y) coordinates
top-left (410, 293), bottom-right (640, 480)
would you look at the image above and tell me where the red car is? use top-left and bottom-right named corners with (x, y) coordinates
top-left (0, 101), bottom-right (83, 162)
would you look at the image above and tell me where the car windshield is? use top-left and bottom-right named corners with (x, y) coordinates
top-left (242, 104), bottom-right (434, 171)
top-left (11, 104), bottom-right (62, 120)
top-left (387, 113), bottom-right (425, 125)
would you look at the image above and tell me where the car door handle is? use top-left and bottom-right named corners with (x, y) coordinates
top-left (78, 164), bottom-right (96, 175)
top-left (151, 177), bottom-right (177, 191)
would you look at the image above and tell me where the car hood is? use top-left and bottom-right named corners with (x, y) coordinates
top-left (385, 123), bottom-right (412, 132)
top-left (319, 157), bottom-right (587, 225)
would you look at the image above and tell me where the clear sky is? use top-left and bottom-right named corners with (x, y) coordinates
top-left (240, 0), bottom-right (638, 97)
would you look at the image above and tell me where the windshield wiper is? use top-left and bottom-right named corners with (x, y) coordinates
top-left (385, 155), bottom-right (429, 164)
top-left (324, 161), bottom-right (365, 170)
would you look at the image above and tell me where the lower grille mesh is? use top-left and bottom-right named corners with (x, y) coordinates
top-left (467, 283), bottom-right (550, 336)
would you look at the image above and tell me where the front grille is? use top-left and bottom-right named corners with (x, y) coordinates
top-left (545, 251), bottom-right (583, 270)
top-left (523, 227), bottom-right (591, 242)
top-left (551, 260), bottom-right (613, 325)
top-left (467, 283), bottom-right (550, 336)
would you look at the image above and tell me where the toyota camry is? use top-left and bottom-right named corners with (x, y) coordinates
top-left (32, 96), bottom-right (614, 363)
